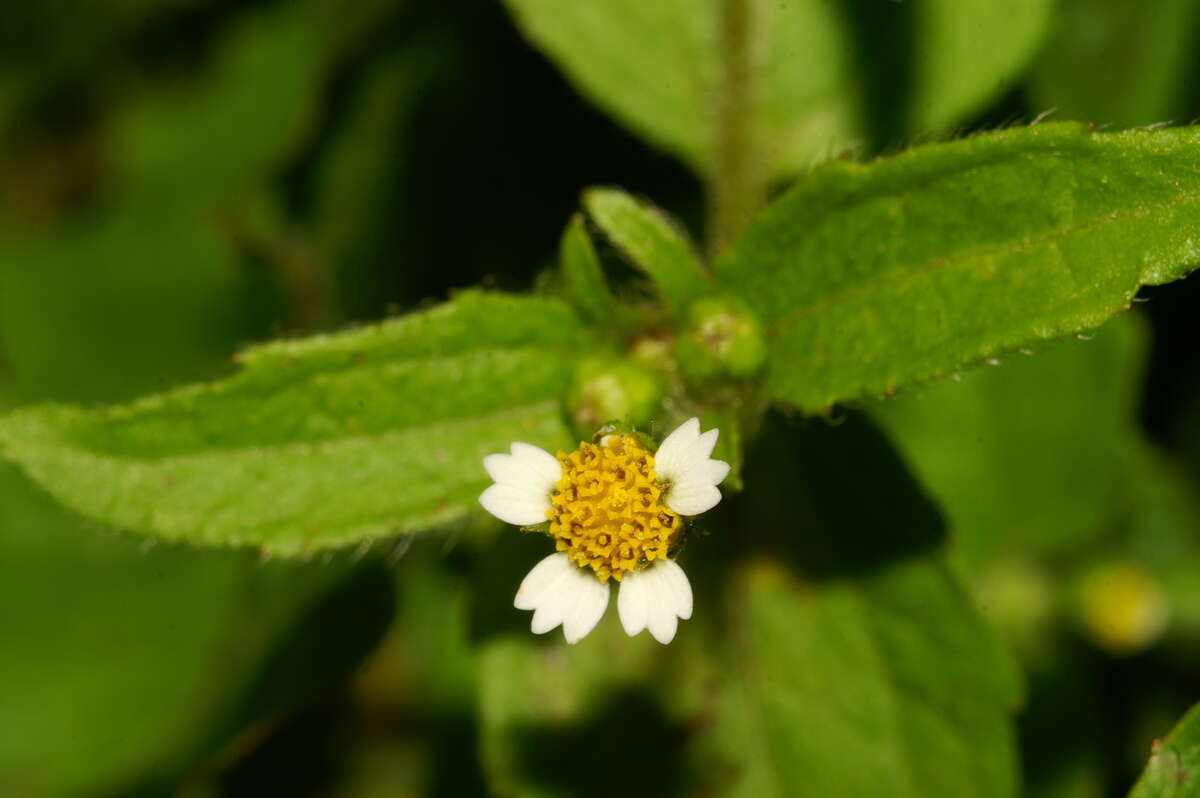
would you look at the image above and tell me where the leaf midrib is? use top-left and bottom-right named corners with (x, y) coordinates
top-left (767, 185), bottom-right (1196, 336)
top-left (8, 399), bottom-right (566, 465)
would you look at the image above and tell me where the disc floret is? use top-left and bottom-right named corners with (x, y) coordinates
top-left (548, 435), bottom-right (681, 582)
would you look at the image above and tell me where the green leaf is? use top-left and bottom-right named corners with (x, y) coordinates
top-left (0, 463), bottom-right (391, 797)
top-left (118, 5), bottom-right (329, 204)
top-left (583, 187), bottom-right (710, 314)
top-left (502, 0), bottom-right (1050, 177)
top-left (311, 45), bottom-right (432, 321)
top-left (559, 212), bottom-right (620, 324)
top-left (477, 628), bottom-right (685, 798)
top-left (1129, 703), bottom-right (1200, 798)
top-left (874, 314), bottom-right (1150, 571)
top-left (500, 0), bottom-right (855, 176)
top-left (910, 0), bottom-right (1052, 134)
top-left (0, 1), bottom-right (352, 403)
top-left (711, 558), bottom-right (1019, 797)
top-left (0, 291), bottom-right (596, 554)
top-left (717, 123), bottom-right (1200, 412)
top-left (1028, 0), bottom-right (1200, 128)
top-left (697, 414), bottom-right (1020, 797)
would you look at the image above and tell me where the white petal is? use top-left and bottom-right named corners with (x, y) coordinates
top-left (511, 442), bottom-right (563, 484)
top-left (479, 483), bottom-right (552, 526)
top-left (617, 570), bottom-right (650, 636)
top-left (694, 458), bottom-right (731, 485)
top-left (514, 552), bottom-right (574, 610)
top-left (690, 428), bottom-right (720, 461)
top-left (653, 417), bottom-right (701, 479)
top-left (531, 597), bottom-right (569, 635)
top-left (653, 419), bottom-right (730, 516)
top-left (618, 559), bottom-right (692, 644)
top-left (514, 553), bottom-right (610, 643)
top-left (562, 577), bottom-right (610, 644)
top-left (664, 480), bottom-right (722, 516)
top-left (658, 558), bottom-right (693, 620)
top-left (644, 569), bottom-right (678, 644)
top-left (659, 427), bottom-right (718, 482)
top-left (483, 442), bottom-right (561, 488)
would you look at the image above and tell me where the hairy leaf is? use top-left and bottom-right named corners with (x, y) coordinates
top-left (0, 292), bottom-right (594, 553)
top-left (1129, 702), bottom-right (1200, 798)
top-left (717, 123), bottom-right (1200, 411)
top-left (584, 187), bottom-right (710, 314)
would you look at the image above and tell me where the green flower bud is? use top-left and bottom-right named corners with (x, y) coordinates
top-left (674, 296), bottom-right (766, 381)
top-left (567, 356), bottom-right (663, 435)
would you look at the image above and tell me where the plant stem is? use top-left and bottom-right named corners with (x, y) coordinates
top-left (708, 0), bottom-right (764, 255)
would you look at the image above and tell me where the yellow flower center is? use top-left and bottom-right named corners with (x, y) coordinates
top-left (548, 435), bottom-right (681, 582)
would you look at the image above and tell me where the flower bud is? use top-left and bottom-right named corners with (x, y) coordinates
top-left (567, 356), bottom-right (663, 434)
top-left (674, 297), bottom-right (766, 381)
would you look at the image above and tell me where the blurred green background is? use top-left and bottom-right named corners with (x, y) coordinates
top-left (3, 1), bottom-right (1200, 796)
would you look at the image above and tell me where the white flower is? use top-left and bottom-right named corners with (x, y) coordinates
top-left (479, 417), bottom-right (729, 645)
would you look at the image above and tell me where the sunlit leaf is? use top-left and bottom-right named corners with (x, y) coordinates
top-left (0, 291), bottom-right (595, 553)
top-left (718, 123), bottom-right (1200, 411)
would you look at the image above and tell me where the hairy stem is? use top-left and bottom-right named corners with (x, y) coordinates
top-left (708, 0), bottom-right (765, 254)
